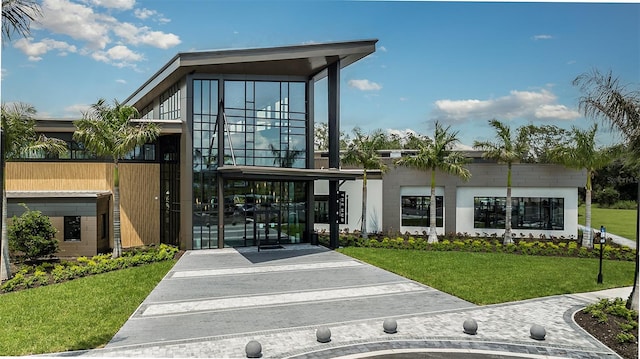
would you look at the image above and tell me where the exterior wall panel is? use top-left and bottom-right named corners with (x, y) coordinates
top-left (119, 163), bottom-right (161, 247)
top-left (6, 162), bottom-right (161, 249)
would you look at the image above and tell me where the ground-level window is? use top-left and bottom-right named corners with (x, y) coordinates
top-left (100, 213), bottom-right (108, 240)
top-left (64, 216), bottom-right (81, 241)
top-left (401, 195), bottom-right (443, 227)
top-left (314, 195), bottom-right (329, 224)
top-left (474, 197), bottom-right (564, 230)
top-left (314, 192), bottom-right (347, 224)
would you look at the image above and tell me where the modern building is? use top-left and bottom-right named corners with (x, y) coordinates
top-left (5, 40), bottom-right (378, 254)
top-left (4, 39), bottom-right (586, 257)
top-left (314, 150), bottom-right (585, 239)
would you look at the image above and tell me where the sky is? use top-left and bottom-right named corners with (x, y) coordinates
top-left (1, 0), bottom-right (639, 147)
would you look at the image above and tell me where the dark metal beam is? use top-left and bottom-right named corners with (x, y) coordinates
top-left (217, 99), bottom-right (225, 249)
top-left (328, 60), bottom-right (340, 249)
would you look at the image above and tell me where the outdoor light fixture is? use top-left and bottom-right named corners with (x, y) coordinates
top-left (597, 225), bottom-right (606, 284)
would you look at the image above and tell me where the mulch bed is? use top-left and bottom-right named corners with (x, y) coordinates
top-left (574, 309), bottom-right (638, 359)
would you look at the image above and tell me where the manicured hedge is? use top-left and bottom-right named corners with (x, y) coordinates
top-left (319, 233), bottom-right (636, 261)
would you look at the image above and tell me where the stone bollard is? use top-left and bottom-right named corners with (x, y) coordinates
top-left (530, 324), bottom-right (546, 340)
top-left (383, 318), bottom-right (398, 334)
top-left (463, 318), bottom-right (478, 335)
top-left (245, 340), bottom-right (262, 358)
top-left (316, 327), bottom-right (331, 343)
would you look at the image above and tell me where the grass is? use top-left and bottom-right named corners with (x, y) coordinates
top-left (578, 204), bottom-right (637, 239)
top-left (338, 247), bottom-right (635, 305)
top-left (0, 260), bottom-right (175, 356)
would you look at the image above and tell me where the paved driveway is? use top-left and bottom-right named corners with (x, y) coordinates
top-left (69, 244), bottom-right (625, 358)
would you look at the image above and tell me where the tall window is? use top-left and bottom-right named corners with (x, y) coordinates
top-left (224, 80), bottom-right (307, 168)
top-left (159, 83), bottom-right (181, 120)
top-left (474, 197), bottom-right (564, 230)
top-left (314, 195), bottom-right (329, 224)
top-left (401, 196), bottom-right (443, 227)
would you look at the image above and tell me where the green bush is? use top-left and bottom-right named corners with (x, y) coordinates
top-left (330, 232), bottom-right (635, 261)
top-left (594, 187), bottom-right (620, 206)
top-left (8, 205), bottom-right (59, 261)
top-left (1, 244), bottom-right (179, 293)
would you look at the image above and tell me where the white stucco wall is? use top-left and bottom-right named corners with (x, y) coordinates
top-left (456, 187), bottom-right (579, 238)
top-left (314, 179), bottom-right (383, 234)
top-left (399, 186), bottom-right (445, 235)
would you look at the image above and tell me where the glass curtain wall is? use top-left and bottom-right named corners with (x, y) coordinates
top-left (192, 79), bottom-right (219, 249)
top-left (192, 78), bottom-right (308, 249)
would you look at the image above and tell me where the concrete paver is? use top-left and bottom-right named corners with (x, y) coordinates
top-left (49, 244), bottom-right (633, 358)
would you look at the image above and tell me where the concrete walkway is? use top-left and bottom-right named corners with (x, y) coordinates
top-left (578, 225), bottom-right (636, 249)
top-left (51, 245), bottom-right (633, 359)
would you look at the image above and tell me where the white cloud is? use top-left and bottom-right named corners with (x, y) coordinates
top-left (18, 0), bottom-right (181, 67)
top-left (348, 79), bottom-right (382, 91)
top-left (379, 45), bottom-right (387, 52)
top-left (64, 103), bottom-right (92, 116)
top-left (399, 97), bottom-right (409, 102)
top-left (532, 34), bottom-right (553, 40)
top-left (92, 45), bottom-right (143, 67)
top-left (134, 8), bottom-right (155, 19)
top-left (38, 0), bottom-right (112, 50)
top-left (431, 89), bottom-right (580, 123)
top-left (88, 0), bottom-right (135, 10)
top-left (133, 7), bottom-right (170, 23)
top-left (13, 37), bottom-right (77, 61)
top-left (116, 79), bottom-right (127, 84)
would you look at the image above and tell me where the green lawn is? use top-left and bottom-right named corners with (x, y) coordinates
top-left (578, 205), bottom-right (637, 239)
top-left (338, 247), bottom-right (635, 305)
top-left (0, 260), bottom-right (175, 356)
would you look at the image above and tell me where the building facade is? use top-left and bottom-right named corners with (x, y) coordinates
top-left (5, 40), bottom-right (378, 253)
top-left (4, 40), bottom-right (586, 256)
top-left (314, 151), bottom-right (585, 239)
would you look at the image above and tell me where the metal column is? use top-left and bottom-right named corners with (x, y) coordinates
top-left (328, 61), bottom-right (341, 249)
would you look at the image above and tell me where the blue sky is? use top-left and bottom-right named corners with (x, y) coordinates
top-left (1, 0), bottom-right (638, 147)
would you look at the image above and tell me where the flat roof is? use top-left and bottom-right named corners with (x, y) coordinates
top-left (216, 165), bottom-right (360, 181)
top-left (124, 39), bottom-right (378, 109)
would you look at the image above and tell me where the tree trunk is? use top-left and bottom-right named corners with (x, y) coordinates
top-left (428, 170), bottom-right (438, 243)
top-left (583, 187), bottom-right (593, 248)
top-left (503, 164), bottom-right (513, 245)
top-left (112, 164), bottom-right (122, 259)
top-left (1, 188), bottom-right (11, 281)
top-left (627, 180), bottom-right (639, 310)
top-left (361, 170), bottom-right (368, 239)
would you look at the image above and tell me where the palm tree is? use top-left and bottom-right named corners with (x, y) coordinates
top-left (574, 69), bottom-right (640, 309)
top-left (548, 124), bottom-right (618, 248)
top-left (395, 122), bottom-right (471, 243)
top-left (473, 119), bottom-right (529, 244)
top-left (73, 99), bottom-right (160, 258)
top-left (1, 102), bottom-right (67, 280)
top-left (2, 0), bottom-right (41, 42)
top-left (341, 128), bottom-right (389, 238)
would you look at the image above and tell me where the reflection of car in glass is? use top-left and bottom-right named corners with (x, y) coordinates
top-left (236, 203), bottom-right (257, 216)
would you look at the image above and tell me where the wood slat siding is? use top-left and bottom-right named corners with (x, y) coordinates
top-left (6, 162), bottom-right (161, 248)
top-left (6, 162), bottom-right (112, 191)
top-left (119, 163), bottom-right (160, 247)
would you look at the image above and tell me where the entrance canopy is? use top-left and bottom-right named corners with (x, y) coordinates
top-left (216, 165), bottom-right (360, 181)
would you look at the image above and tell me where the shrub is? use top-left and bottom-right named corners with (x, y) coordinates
top-left (594, 187), bottom-right (620, 206)
top-left (8, 205), bottom-right (59, 261)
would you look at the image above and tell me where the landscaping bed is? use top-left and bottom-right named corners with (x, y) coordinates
top-left (1, 243), bottom-right (180, 293)
top-left (575, 298), bottom-right (638, 359)
top-left (321, 232), bottom-right (636, 261)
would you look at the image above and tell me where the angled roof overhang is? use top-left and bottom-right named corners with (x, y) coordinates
top-left (216, 166), bottom-right (360, 181)
top-left (124, 39), bottom-right (378, 110)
